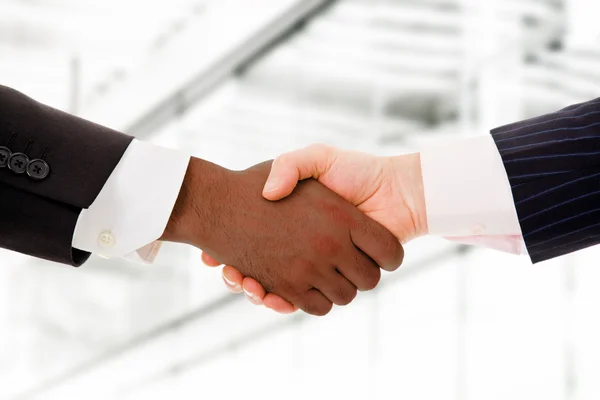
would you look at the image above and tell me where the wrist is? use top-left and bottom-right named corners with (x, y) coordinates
top-left (161, 157), bottom-right (231, 247)
top-left (390, 153), bottom-right (428, 238)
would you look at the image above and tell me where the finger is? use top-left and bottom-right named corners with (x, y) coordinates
top-left (222, 265), bottom-right (244, 293)
top-left (263, 293), bottom-right (298, 314)
top-left (315, 270), bottom-right (358, 306)
top-left (242, 277), bottom-right (265, 306)
top-left (263, 144), bottom-right (334, 201)
top-left (202, 252), bottom-right (222, 267)
top-left (351, 217), bottom-right (405, 272)
top-left (337, 250), bottom-right (382, 292)
top-left (294, 289), bottom-right (333, 317)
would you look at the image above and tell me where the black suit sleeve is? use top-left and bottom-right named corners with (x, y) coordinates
top-left (0, 85), bottom-right (133, 266)
top-left (491, 98), bottom-right (600, 263)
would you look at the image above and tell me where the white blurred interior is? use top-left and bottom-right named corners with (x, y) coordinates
top-left (2, 0), bottom-right (600, 399)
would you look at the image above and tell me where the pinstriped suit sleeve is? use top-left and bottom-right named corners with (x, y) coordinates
top-left (491, 98), bottom-right (600, 263)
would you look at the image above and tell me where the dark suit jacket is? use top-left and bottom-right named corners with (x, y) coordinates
top-left (492, 98), bottom-right (600, 263)
top-left (0, 85), bottom-right (132, 266)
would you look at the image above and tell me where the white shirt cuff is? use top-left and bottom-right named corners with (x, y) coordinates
top-left (420, 135), bottom-right (522, 238)
top-left (71, 139), bottom-right (190, 263)
top-left (444, 235), bottom-right (527, 255)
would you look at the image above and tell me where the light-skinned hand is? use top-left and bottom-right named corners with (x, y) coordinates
top-left (203, 145), bottom-right (426, 314)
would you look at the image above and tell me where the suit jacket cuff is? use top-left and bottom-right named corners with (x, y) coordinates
top-left (491, 98), bottom-right (600, 263)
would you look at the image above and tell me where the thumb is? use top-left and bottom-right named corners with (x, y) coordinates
top-left (263, 145), bottom-right (334, 201)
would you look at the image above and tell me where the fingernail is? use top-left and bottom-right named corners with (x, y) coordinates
top-left (244, 288), bottom-right (255, 300)
top-left (223, 275), bottom-right (239, 289)
top-left (244, 288), bottom-right (263, 305)
top-left (263, 179), bottom-right (279, 193)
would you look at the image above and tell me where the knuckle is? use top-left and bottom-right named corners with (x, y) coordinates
top-left (350, 251), bottom-right (381, 291)
top-left (275, 152), bottom-right (288, 163)
top-left (334, 287), bottom-right (357, 306)
top-left (302, 298), bottom-right (333, 317)
top-left (373, 228), bottom-right (403, 269)
top-left (314, 301), bottom-right (334, 316)
top-left (388, 244), bottom-right (405, 271)
top-left (311, 235), bottom-right (343, 258)
top-left (274, 152), bottom-right (293, 167)
top-left (359, 267), bottom-right (381, 291)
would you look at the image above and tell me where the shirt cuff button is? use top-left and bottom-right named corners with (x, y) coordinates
top-left (472, 224), bottom-right (486, 236)
top-left (98, 231), bottom-right (116, 248)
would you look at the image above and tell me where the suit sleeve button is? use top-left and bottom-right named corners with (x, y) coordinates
top-left (27, 159), bottom-right (50, 180)
top-left (8, 153), bottom-right (29, 174)
top-left (0, 147), bottom-right (11, 168)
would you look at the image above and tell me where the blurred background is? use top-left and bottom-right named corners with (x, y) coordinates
top-left (2, 0), bottom-right (600, 398)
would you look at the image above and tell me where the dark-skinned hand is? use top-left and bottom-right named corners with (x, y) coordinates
top-left (162, 158), bottom-right (404, 316)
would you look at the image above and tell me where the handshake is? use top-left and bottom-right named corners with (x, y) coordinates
top-left (161, 145), bottom-right (428, 316)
